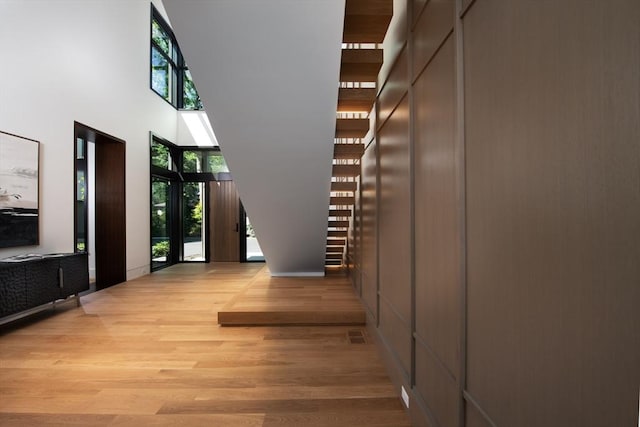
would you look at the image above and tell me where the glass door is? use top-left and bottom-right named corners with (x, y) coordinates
top-left (182, 182), bottom-right (206, 261)
top-left (151, 177), bottom-right (172, 270)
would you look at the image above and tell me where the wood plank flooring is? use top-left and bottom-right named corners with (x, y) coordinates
top-left (0, 262), bottom-right (411, 426)
top-left (218, 266), bottom-right (366, 326)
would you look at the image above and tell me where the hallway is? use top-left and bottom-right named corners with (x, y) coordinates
top-left (0, 263), bottom-right (410, 426)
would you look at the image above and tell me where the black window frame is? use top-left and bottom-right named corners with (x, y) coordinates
top-left (150, 4), bottom-right (202, 110)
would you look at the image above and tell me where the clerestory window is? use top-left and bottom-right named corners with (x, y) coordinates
top-left (150, 5), bottom-right (203, 110)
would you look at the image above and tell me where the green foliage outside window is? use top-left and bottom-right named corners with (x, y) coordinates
top-left (183, 70), bottom-right (203, 110)
top-left (150, 9), bottom-right (202, 110)
top-left (151, 142), bottom-right (170, 169)
top-left (152, 20), bottom-right (171, 56)
top-left (208, 154), bottom-right (229, 173)
top-left (152, 240), bottom-right (169, 258)
top-left (183, 182), bottom-right (202, 238)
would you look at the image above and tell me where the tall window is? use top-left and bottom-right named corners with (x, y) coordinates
top-left (150, 5), bottom-right (203, 110)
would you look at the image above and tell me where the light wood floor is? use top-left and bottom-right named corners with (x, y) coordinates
top-left (0, 263), bottom-right (411, 426)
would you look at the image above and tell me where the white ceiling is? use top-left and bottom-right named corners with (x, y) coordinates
top-left (162, 0), bottom-right (345, 275)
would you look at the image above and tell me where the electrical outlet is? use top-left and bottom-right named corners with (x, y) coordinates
top-left (401, 385), bottom-right (410, 409)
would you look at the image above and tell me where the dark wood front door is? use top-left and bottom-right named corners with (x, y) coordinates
top-left (209, 180), bottom-right (240, 262)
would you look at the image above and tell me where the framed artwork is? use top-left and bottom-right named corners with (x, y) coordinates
top-left (0, 131), bottom-right (40, 248)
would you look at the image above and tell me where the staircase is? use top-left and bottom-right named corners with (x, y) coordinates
top-left (326, 0), bottom-right (392, 272)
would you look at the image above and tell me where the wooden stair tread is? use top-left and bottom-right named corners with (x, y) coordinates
top-left (327, 238), bottom-right (346, 246)
top-left (338, 88), bottom-right (377, 112)
top-left (336, 118), bottom-right (370, 139)
top-left (341, 49), bottom-right (384, 82)
top-left (328, 230), bottom-right (348, 237)
top-left (331, 182), bottom-right (358, 192)
top-left (343, 0), bottom-right (393, 43)
top-left (332, 165), bottom-right (361, 178)
top-left (329, 220), bottom-right (350, 228)
top-left (332, 164), bottom-right (361, 178)
top-left (330, 195), bottom-right (355, 205)
top-left (329, 209), bottom-right (352, 217)
top-left (334, 143), bottom-right (365, 159)
top-left (324, 260), bottom-right (344, 267)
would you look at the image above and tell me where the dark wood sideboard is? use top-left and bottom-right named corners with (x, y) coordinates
top-left (0, 252), bottom-right (89, 322)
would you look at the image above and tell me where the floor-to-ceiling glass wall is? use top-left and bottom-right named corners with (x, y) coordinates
top-left (151, 137), bottom-right (223, 270)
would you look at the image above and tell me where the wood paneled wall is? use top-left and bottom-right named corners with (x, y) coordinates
top-left (351, 1), bottom-right (640, 426)
top-left (463, 2), bottom-right (640, 426)
top-left (360, 139), bottom-right (378, 320)
top-left (348, 177), bottom-right (362, 295)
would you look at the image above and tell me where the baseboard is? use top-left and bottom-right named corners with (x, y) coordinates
top-left (126, 264), bottom-right (150, 281)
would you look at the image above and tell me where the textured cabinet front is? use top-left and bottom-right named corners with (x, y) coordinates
top-left (1, 253), bottom-right (89, 319)
top-left (25, 258), bottom-right (60, 308)
top-left (59, 253), bottom-right (90, 297)
top-left (0, 264), bottom-right (28, 317)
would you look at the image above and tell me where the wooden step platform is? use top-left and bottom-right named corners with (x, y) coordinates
top-left (218, 266), bottom-right (365, 326)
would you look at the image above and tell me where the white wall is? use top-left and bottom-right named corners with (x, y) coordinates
top-left (0, 0), bottom-right (178, 279)
top-left (163, 0), bottom-right (345, 275)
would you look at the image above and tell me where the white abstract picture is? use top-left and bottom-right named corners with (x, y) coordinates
top-left (0, 131), bottom-right (39, 247)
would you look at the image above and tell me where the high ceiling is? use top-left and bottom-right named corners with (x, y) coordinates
top-left (162, 0), bottom-right (345, 275)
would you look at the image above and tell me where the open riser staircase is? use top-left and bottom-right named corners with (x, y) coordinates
top-left (326, 0), bottom-right (392, 272)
